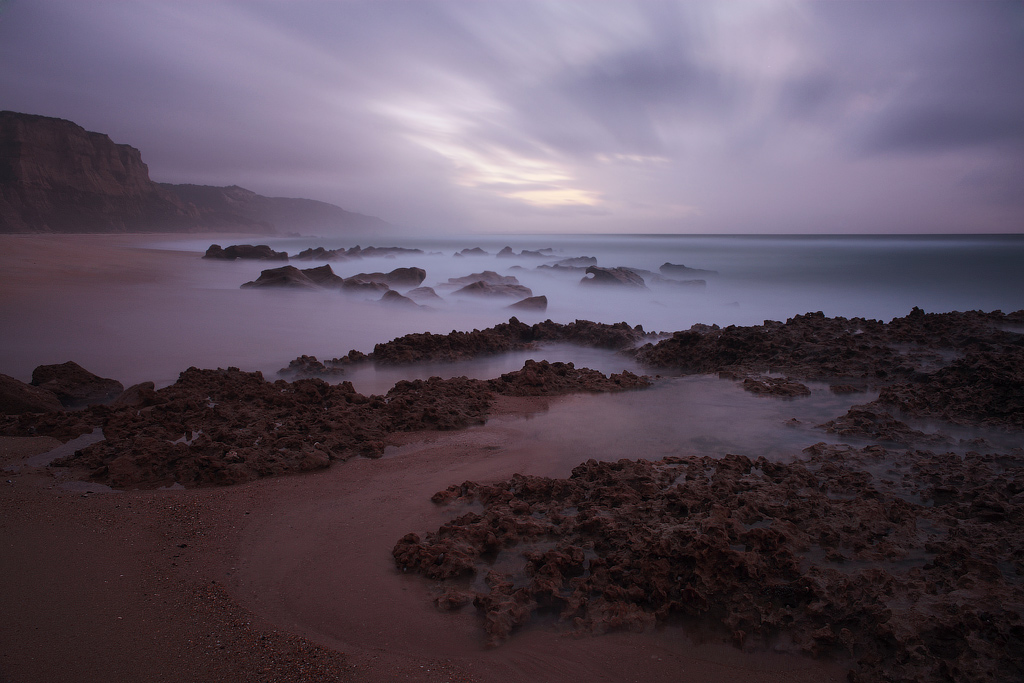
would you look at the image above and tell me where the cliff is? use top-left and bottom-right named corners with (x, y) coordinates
top-left (0, 111), bottom-right (389, 234)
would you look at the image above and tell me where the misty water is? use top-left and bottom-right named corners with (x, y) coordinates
top-left (4, 233), bottom-right (1023, 462)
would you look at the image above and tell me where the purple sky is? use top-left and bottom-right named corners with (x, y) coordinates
top-left (2, 1), bottom-right (1022, 234)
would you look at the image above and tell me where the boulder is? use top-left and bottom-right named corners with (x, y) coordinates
top-left (507, 295), bottom-right (548, 312)
top-left (381, 290), bottom-right (422, 308)
top-left (30, 361), bottom-right (124, 408)
top-left (454, 247), bottom-right (489, 257)
top-left (0, 373), bottom-right (63, 414)
top-left (204, 244), bottom-right (288, 260)
top-left (407, 287), bottom-right (443, 303)
top-left (241, 265), bottom-right (320, 289)
top-left (580, 266), bottom-right (647, 288)
top-left (453, 281), bottom-right (533, 299)
top-left (111, 381), bottom-right (164, 408)
top-left (350, 267), bottom-right (426, 289)
top-left (447, 271), bottom-right (521, 286)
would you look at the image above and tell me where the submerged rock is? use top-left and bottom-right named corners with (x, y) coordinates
top-left (349, 267), bottom-right (426, 289)
top-left (580, 266), bottom-right (647, 288)
top-left (203, 244), bottom-right (288, 260)
top-left (453, 281), bottom-right (533, 299)
top-left (507, 295), bottom-right (548, 312)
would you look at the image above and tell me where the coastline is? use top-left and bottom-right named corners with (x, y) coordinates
top-left (2, 233), bottom-right (1022, 682)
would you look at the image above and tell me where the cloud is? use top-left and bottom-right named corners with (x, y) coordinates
top-left (1, 0), bottom-right (1022, 233)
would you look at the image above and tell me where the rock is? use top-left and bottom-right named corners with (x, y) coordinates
top-left (111, 381), bottom-right (164, 408)
top-left (453, 281), bottom-right (533, 299)
top-left (302, 264), bottom-right (346, 288)
top-left (496, 246), bottom-right (516, 258)
top-left (203, 244), bottom-right (288, 260)
top-left (294, 247), bottom-right (347, 261)
top-left (339, 278), bottom-right (390, 296)
top-left (0, 374), bottom-right (63, 414)
top-left (507, 295), bottom-right (548, 312)
top-left (395, 447), bottom-right (1024, 678)
top-left (496, 247), bottom-right (551, 258)
top-left (240, 265), bottom-right (320, 289)
top-left (277, 355), bottom-right (346, 380)
top-left (380, 290), bottom-right (422, 308)
top-left (406, 287), bottom-right (443, 303)
top-left (446, 271), bottom-right (521, 286)
top-left (454, 247), bottom-right (489, 257)
top-left (580, 266), bottom-right (647, 288)
top-left (660, 262), bottom-right (718, 277)
top-left (349, 267), bottom-right (426, 289)
top-left (30, 361), bottom-right (123, 408)
top-left (0, 111), bottom-right (392, 234)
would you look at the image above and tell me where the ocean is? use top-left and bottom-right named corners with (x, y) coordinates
top-left (3, 232), bottom-right (1022, 466)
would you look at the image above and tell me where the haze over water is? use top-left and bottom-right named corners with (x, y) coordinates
top-left (5, 233), bottom-right (1023, 391)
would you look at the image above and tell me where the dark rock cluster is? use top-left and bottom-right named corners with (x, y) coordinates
top-left (2, 361), bottom-right (649, 489)
top-left (395, 447), bottom-right (1024, 682)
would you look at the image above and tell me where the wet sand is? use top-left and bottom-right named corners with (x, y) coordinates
top-left (0, 234), bottom-right (848, 681)
top-left (0, 407), bottom-right (848, 682)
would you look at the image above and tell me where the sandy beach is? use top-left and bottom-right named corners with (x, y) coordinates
top-left (3, 234), bottom-right (1022, 682)
top-left (0, 235), bottom-right (851, 682)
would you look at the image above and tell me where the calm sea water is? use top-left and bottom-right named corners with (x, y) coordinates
top-left (4, 232), bottom-right (1021, 460)
top-left (7, 233), bottom-right (1024, 390)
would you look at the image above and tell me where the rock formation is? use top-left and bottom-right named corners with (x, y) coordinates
top-left (580, 266), bottom-right (647, 288)
top-left (0, 111), bottom-right (390, 234)
top-left (507, 295), bottom-right (548, 312)
top-left (30, 361), bottom-right (123, 408)
top-left (203, 244), bottom-right (289, 260)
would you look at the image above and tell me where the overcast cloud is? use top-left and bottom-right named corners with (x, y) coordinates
top-left (1, 0), bottom-right (1022, 234)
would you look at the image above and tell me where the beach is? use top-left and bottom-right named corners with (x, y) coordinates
top-left (2, 234), bottom-right (1022, 682)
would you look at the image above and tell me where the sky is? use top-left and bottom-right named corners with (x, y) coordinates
top-left (1, 0), bottom-right (1022, 235)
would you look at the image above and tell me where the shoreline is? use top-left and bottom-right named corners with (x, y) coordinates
top-left (2, 233), bottom-right (1022, 681)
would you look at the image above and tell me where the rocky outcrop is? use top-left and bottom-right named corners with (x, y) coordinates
top-left (395, 447), bottom-right (1024, 681)
top-left (0, 111), bottom-right (203, 233)
top-left (349, 267), bottom-right (426, 289)
top-left (240, 265), bottom-right (324, 289)
top-left (446, 271), bottom-right (521, 287)
top-left (454, 247), bottom-right (488, 257)
top-left (507, 295), bottom-right (547, 312)
top-left (0, 374), bottom-right (64, 414)
top-left (453, 281), bottom-right (533, 299)
top-left (2, 361), bottom-right (650, 488)
top-left (380, 290), bottom-right (422, 308)
top-left (580, 266), bottom-right (647, 288)
top-left (203, 244), bottom-right (289, 260)
top-left (31, 361), bottom-right (123, 408)
top-left (370, 318), bottom-right (650, 365)
top-left (0, 111), bottom-right (390, 234)
top-left (407, 287), bottom-right (443, 303)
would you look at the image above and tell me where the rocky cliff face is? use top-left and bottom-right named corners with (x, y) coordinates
top-left (0, 111), bottom-right (388, 234)
top-left (0, 111), bottom-right (205, 232)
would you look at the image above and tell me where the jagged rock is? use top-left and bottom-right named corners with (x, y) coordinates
top-left (277, 355), bottom-right (346, 380)
top-left (0, 374), bottom-right (63, 414)
top-left (580, 266), bottom-right (647, 288)
top-left (454, 247), bottom-right (489, 257)
top-left (507, 295), bottom-right (548, 312)
top-left (349, 267), bottom-right (426, 289)
top-left (241, 265), bottom-right (320, 289)
top-left (380, 290), bottom-right (422, 308)
top-left (446, 271), bottom-right (521, 286)
top-left (111, 382), bottom-right (164, 408)
top-left (453, 281), bottom-right (533, 299)
top-left (30, 361), bottom-right (123, 408)
top-left (406, 287), bottom-right (443, 303)
top-left (203, 244), bottom-right (288, 260)
top-left (293, 247), bottom-right (349, 261)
